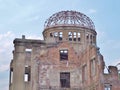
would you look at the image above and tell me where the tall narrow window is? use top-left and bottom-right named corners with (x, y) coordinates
top-left (60, 50), bottom-right (68, 61)
top-left (50, 33), bottom-right (53, 37)
top-left (68, 32), bottom-right (72, 41)
top-left (60, 72), bottom-right (70, 88)
top-left (104, 84), bottom-right (111, 90)
top-left (24, 66), bottom-right (31, 82)
top-left (91, 58), bottom-right (96, 76)
top-left (90, 35), bottom-right (92, 39)
top-left (82, 65), bottom-right (87, 82)
top-left (10, 68), bottom-right (13, 84)
top-left (73, 32), bottom-right (76, 41)
top-left (90, 35), bottom-right (93, 44)
top-left (78, 32), bottom-right (81, 41)
top-left (59, 32), bottom-right (63, 41)
top-left (93, 35), bottom-right (95, 43)
top-left (86, 34), bottom-right (89, 40)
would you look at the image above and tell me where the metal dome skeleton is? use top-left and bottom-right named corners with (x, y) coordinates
top-left (44, 11), bottom-right (95, 30)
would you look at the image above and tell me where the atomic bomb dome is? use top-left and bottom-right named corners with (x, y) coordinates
top-left (9, 10), bottom-right (120, 90)
top-left (44, 10), bottom-right (95, 30)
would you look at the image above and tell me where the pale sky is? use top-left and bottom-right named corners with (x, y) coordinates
top-left (0, 0), bottom-right (120, 90)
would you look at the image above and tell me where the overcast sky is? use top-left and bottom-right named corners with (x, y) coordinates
top-left (0, 0), bottom-right (120, 90)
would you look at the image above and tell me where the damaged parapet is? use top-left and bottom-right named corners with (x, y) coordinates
top-left (103, 65), bottom-right (120, 90)
top-left (108, 66), bottom-right (118, 76)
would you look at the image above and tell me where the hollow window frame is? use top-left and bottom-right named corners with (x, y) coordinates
top-left (60, 72), bottom-right (70, 88)
top-left (73, 32), bottom-right (77, 41)
top-left (86, 33), bottom-right (89, 40)
top-left (59, 32), bottom-right (63, 41)
top-left (60, 49), bottom-right (68, 61)
top-left (50, 32), bottom-right (53, 37)
top-left (104, 84), bottom-right (112, 90)
top-left (78, 32), bottom-right (81, 41)
top-left (54, 32), bottom-right (58, 37)
top-left (24, 66), bottom-right (31, 82)
top-left (68, 32), bottom-right (72, 41)
top-left (10, 68), bottom-right (13, 84)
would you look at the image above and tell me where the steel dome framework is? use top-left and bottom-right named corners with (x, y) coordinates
top-left (44, 10), bottom-right (95, 30)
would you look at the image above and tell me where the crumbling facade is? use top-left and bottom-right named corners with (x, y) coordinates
top-left (9, 11), bottom-right (120, 90)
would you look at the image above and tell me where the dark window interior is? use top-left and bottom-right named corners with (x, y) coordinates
top-left (86, 34), bottom-right (89, 39)
top-left (60, 72), bottom-right (70, 88)
top-left (73, 38), bottom-right (76, 41)
top-left (104, 84), bottom-right (111, 90)
top-left (60, 50), bottom-right (68, 60)
top-left (50, 33), bottom-right (53, 37)
top-left (59, 37), bottom-right (62, 41)
top-left (69, 38), bottom-right (72, 41)
top-left (78, 38), bottom-right (80, 41)
top-left (90, 35), bottom-right (92, 39)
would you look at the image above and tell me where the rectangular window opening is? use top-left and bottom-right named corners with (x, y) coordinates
top-left (78, 38), bottom-right (80, 41)
top-left (59, 32), bottom-right (63, 41)
top-left (60, 72), bottom-right (70, 88)
top-left (54, 32), bottom-right (58, 37)
top-left (60, 50), bottom-right (68, 61)
top-left (78, 32), bottom-right (81, 41)
top-left (104, 84), bottom-right (111, 90)
top-left (73, 32), bottom-right (76, 41)
top-left (68, 32), bottom-right (72, 41)
top-left (25, 49), bottom-right (32, 52)
top-left (90, 35), bottom-right (92, 39)
top-left (86, 34), bottom-right (89, 39)
top-left (91, 58), bottom-right (96, 77)
top-left (10, 68), bottom-right (13, 84)
top-left (24, 74), bottom-right (29, 82)
top-left (93, 35), bottom-right (95, 43)
top-left (73, 38), bottom-right (76, 41)
top-left (82, 65), bottom-right (87, 82)
top-left (50, 33), bottom-right (53, 37)
top-left (24, 66), bottom-right (31, 82)
top-left (25, 49), bottom-right (32, 58)
top-left (69, 38), bottom-right (72, 41)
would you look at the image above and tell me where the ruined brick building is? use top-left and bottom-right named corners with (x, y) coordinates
top-left (9, 11), bottom-right (120, 90)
